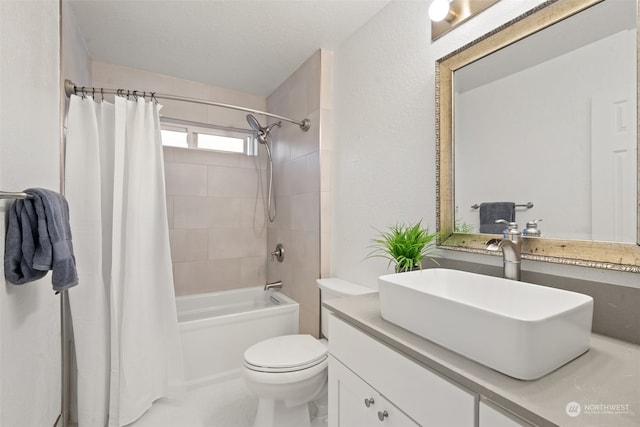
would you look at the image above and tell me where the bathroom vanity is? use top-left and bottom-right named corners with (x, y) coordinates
top-left (329, 315), bottom-right (476, 426)
top-left (326, 293), bottom-right (640, 427)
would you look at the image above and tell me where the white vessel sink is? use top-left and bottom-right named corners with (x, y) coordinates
top-left (378, 269), bottom-right (593, 380)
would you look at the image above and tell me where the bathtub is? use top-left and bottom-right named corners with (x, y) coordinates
top-left (176, 286), bottom-right (299, 389)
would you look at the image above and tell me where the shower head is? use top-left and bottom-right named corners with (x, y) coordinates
top-left (264, 122), bottom-right (281, 133)
top-left (246, 114), bottom-right (262, 133)
top-left (246, 114), bottom-right (281, 144)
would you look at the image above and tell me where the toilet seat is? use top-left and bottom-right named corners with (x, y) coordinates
top-left (244, 334), bottom-right (327, 373)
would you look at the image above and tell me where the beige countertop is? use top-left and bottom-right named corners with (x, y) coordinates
top-left (324, 293), bottom-right (640, 427)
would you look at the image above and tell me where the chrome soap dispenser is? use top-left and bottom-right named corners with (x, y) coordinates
top-left (523, 219), bottom-right (543, 237)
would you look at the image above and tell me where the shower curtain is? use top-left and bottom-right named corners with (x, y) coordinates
top-left (65, 94), bottom-right (184, 426)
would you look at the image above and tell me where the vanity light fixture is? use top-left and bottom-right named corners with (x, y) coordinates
top-left (428, 0), bottom-right (455, 22)
top-left (429, 0), bottom-right (501, 41)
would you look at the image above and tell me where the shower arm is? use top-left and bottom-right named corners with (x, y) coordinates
top-left (64, 79), bottom-right (311, 132)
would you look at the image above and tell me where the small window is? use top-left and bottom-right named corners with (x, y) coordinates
top-left (160, 129), bottom-right (188, 148)
top-left (160, 118), bottom-right (254, 155)
top-left (197, 133), bottom-right (244, 153)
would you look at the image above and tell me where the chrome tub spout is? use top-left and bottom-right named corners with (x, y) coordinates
top-left (264, 281), bottom-right (283, 291)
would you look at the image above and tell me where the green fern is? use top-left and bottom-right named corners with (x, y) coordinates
top-left (366, 220), bottom-right (439, 273)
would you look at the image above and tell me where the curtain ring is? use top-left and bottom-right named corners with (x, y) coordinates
top-left (92, 88), bottom-right (95, 100)
top-left (73, 85), bottom-right (78, 96)
top-left (81, 87), bottom-right (86, 99)
top-left (101, 88), bottom-right (104, 102)
top-left (133, 90), bottom-right (138, 100)
top-left (151, 92), bottom-right (158, 104)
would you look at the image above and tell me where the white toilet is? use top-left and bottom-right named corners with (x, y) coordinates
top-left (243, 278), bottom-right (374, 427)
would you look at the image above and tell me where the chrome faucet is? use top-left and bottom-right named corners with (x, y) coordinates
top-left (486, 220), bottom-right (522, 281)
top-left (264, 280), bottom-right (283, 291)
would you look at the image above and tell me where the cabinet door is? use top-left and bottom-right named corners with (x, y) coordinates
top-left (329, 356), bottom-right (419, 427)
top-left (479, 401), bottom-right (533, 427)
top-left (330, 315), bottom-right (477, 427)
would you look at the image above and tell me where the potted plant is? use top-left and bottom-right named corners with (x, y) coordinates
top-left (367, 220), bottom-right (439, 273)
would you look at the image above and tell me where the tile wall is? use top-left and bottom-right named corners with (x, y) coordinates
top-left (266, 49), bottom-right (333, 337)
top-left (91, 54), bottom-right (332, 309)
top-left (164, 147), bottom-right (267, 295)
top-left (92, 62), bottom-right (269, 295)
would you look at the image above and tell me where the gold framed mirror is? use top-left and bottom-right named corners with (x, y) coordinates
top-left (436, 0), bottom-right (640, 272)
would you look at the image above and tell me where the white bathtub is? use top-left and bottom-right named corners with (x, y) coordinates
top-left (176, 286), bottom-right (299, 389)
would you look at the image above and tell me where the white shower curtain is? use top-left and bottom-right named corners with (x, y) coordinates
top-left (65, 94), bottom-right (184, 427)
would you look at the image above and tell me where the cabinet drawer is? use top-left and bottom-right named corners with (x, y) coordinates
top-left (329, 356), bottom-right (420, 427)
top-left (329, 315), bottom-right (476, 427)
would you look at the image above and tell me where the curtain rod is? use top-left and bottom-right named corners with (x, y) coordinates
top-left (64, 79), bottom-right (311, 131)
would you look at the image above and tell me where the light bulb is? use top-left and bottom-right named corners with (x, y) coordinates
top-left (429, 0), bottom-right (451, 22)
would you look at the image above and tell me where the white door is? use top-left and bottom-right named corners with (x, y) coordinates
top-left (591, 88), bottom-right (637, 243)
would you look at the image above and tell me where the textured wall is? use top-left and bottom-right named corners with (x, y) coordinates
top-left (331, 0), bottom-right (640, 290)
top-left (0, 1), bottom-right (62, 424)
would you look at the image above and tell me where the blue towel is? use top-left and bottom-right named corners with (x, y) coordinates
top-left (4, 188), bottom-right (78, 292)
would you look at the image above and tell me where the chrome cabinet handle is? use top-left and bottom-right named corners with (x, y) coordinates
top-left (378, 410), bottom-right (389, 421)
top-left (364, 397), bottom-right (375, 408)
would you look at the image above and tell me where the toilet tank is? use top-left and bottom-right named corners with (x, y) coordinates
top-left (317, 278), bottom-right (375, 338)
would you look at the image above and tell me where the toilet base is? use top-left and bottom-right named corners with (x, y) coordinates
top-left (252, 398), bottom-right (311, 427)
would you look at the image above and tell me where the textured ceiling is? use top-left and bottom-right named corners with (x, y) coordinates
top-left (69, 0), bottom-right (391, 96)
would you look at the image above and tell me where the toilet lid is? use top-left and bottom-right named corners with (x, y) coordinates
top-left (244, 335), bottom-right (327, 372)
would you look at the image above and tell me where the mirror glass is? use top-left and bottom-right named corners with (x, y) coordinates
top-left (453, 0), bottom-right (637, 243)
top-left (437, 0), bottom-right (640, 271)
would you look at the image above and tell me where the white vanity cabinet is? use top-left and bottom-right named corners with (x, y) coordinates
top-left (479, 402), bottom-right (534, 427)
top-left (330, 356), bottom-right (419, 427)
top-left (328, 315), bottom-right (477, 427)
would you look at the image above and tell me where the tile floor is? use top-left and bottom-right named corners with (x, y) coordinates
top-left (131, 374), bottom-right (328, 427)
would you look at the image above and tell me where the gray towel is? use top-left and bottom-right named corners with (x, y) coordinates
top-left (479, 202), bottom-right (515, 234)
top-left (4, 198), bottom-right (47, 284)
top-left (4, 188), bottom-right (78, 292)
